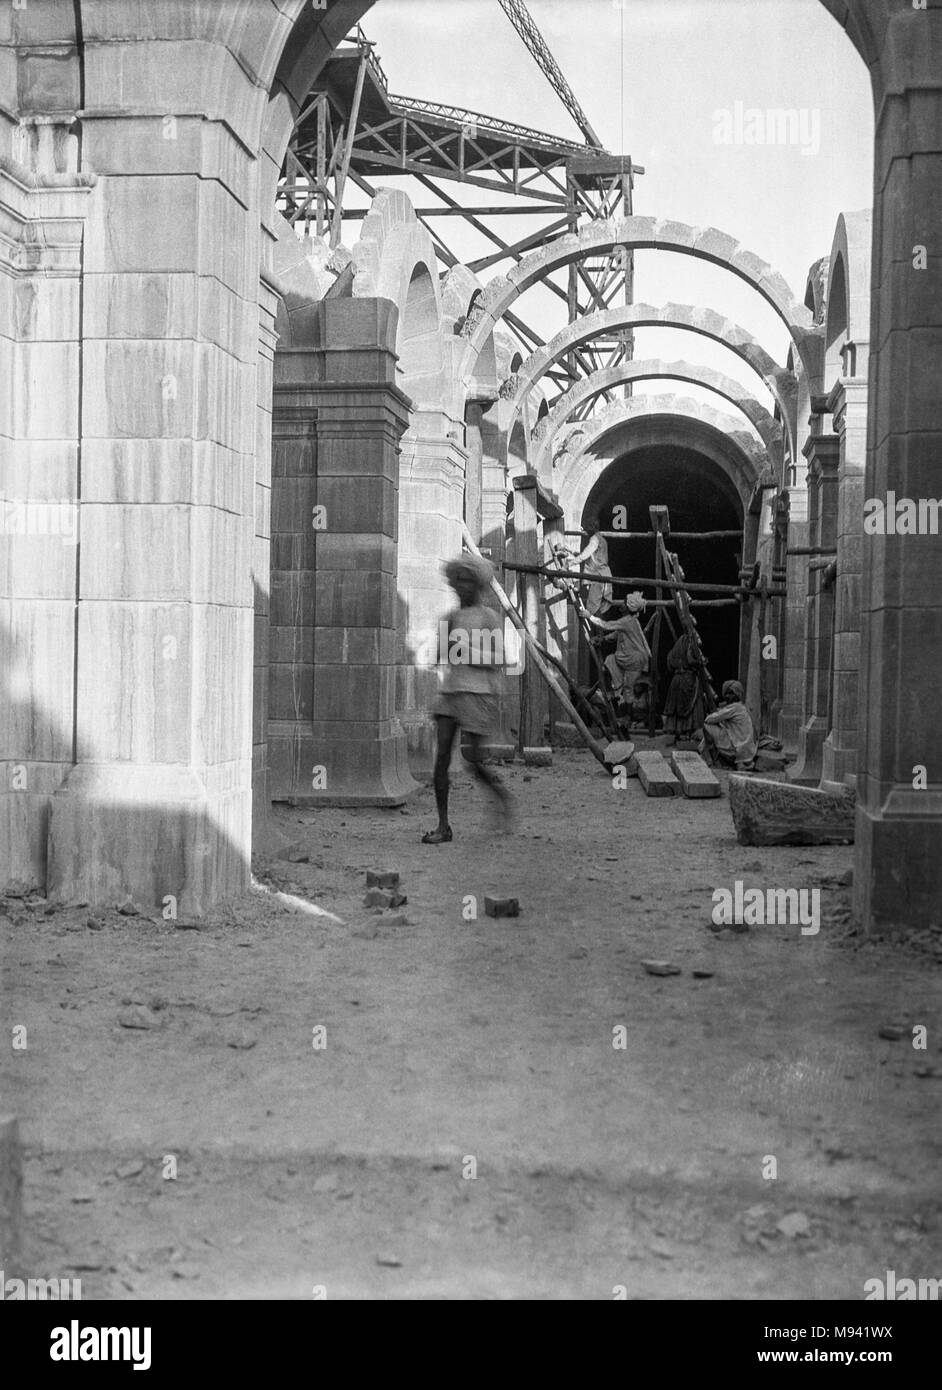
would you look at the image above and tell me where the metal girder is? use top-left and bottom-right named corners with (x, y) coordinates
top-left (497, 0), bottom-right (603, 149)
top-left (275, 21), bottom-right (645, 423)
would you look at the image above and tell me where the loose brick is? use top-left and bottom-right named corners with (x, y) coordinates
top-left (363, 888), bottom-right (392, 908)
top-left (366, 871), bottom-right (400, 889)
top-left (484, 896), bottom-right (520, 918)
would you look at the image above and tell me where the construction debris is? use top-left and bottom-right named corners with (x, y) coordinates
top-left (366, 871), bottom-right (400, 889)
top-left (641, 960), bottom-right (682, 976)
top-left (603, 740), bottom-right (634, 767)
top-left (484, 896), bottom-right (521, 918)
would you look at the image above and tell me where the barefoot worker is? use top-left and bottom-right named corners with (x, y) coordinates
top-left (422, 554), bottom-right (513, 845)
top-left (586, 591), bottom-right (651, 707)
top-left (567, 514), bottom-right (612, 616)
top-left (699, 679), bottom-right (757, 769)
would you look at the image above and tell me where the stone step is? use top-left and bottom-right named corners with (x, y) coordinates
top-left (634, 750), bottom-right (679, 797)
top-left (669, 750), bottom-right (722, 798)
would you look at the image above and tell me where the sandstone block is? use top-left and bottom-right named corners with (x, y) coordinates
top-left (729, 775), bottom-right (855, 845)
top-left (669, 750), bottom-right (721, 798)
top-left (635, 751), bottom-right (679, 797)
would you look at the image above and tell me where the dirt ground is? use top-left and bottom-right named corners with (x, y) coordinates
top-left (3, 744), bottom-right (941, 1300)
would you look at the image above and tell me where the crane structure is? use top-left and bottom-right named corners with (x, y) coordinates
top-left (277, 7), bottom-right (642, 414)
top-left (496, 0), bottom-right (604, 150)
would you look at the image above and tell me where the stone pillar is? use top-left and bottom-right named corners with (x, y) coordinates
top-left (396, 411), bottom-right (466, 773)
top-left (464, 401), bottom-right (484, 543)
top-left (766, 492), bottom-right (791, 738)
top-left (543, 513), bottom-right (570, 742)
top-left (45, 38), bottom-right (265, 916)
top-left (478, 400), bottom-right (518, 754)
top-left (253, 275), bottom-right (280, 848)
top-left (821, 376), bottom-right (867, 792)
top-left (513, 476), bottom-right (549, 759)
top-left (788, 433), bottom-right (839, 784)
top-left (270, 297), bottom-right (417, 807)
top-left (0, 125), bottom-right (92, 893)
top-left (855, 6), bottom-right (942, 933)
top-left (775, 490), bottom-right (809, 750)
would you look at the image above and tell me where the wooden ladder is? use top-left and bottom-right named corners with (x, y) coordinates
top-left (655, 530), bottom-right (718, 714)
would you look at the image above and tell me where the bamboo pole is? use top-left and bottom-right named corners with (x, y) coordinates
top-left (504, 559), bottom-right (786, 598)
top-left (461, 524), bottom-right (608, 766)
top-left (563, 529), bottom-right (743, 541)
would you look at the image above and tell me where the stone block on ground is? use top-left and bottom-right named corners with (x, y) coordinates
top-left (522, 747), bottom-right (552, 767)
top-left (366, 871), bottom-right (400, 889)
top-left (635, 751), bottom-right (679, 797)
top-left (603, 740), bottom-right (634, 767)
top-left (0, 1116), bottom-right (22, 1272)
top-left (669, 750), bottom-right (721, 798)
top-left (484, 896), bottom-right (520, 918)
top-left (728, 775), bottom-right (855, 845)
top-left (363, 888), bottom-right (392, 908)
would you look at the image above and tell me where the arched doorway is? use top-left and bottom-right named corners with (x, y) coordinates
top-left (581, 445), bottom-right (745, 702)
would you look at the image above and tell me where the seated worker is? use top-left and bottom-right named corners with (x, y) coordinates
top-left (628, 675), bottom-right (653, 726)
top-left (586, 592), bottom-right (651, 706)
top-left (699, 680), bottom-right (757, 769)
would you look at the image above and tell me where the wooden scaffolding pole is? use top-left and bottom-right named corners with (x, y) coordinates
top-left (460, 523), bottom-right (607, 766)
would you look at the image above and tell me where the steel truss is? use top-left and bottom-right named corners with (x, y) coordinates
top-left (276, 24), bottom-right (644, 414)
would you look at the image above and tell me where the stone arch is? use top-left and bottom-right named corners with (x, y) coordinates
top-left (825, 253), bottom-right (848, 393)
top-left (535, 358), bottom-right (782, 466)
top-left (441, 267), bottom-right (498, 403)
top-left (555, 398), bottom-right (771, 527)
top-left (805, 256), bottom-right (830, 326)
top-left (825, 211), bottom-right (872, 388)
top-left (510, 303), bottom-right (795, 418)
top-left (504, 302), bottom-right (797, 449)
top-left (352, 190), bottom-right (445, 406)
top-left (459, 216), bottom-right (823, 389)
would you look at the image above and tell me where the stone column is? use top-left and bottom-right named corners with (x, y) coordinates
top-left (775, 489), bottom-right (809, 750)
top-left (46, 38), bottom-right (265, 916)
top-left (543, 512), bottom-right (570, 742)
top-left (821, 375), bottom-right (867, 792)
top-left (478, 400), bottom-right (518, 755)
top-left (0, 126), bottom-right (92, 893)
top-left (396, 410), bottom-right (466, 773)
top-left (464, 401), bottom-right (484, 544)
top-left (253, 275), bottom-right (280, 847)
top-left (512, 476), bottom-right (549, 760)
top-left (854, 6), bottom-right (942, 933)
top-left (270, 297), bottom-right (417, 807)
top-left (787, 433), bottom-right (839, 784)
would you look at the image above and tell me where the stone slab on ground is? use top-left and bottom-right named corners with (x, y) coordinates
top-left (635, 751), bottom-right (679, 797)
top-left (484, 896), bottom-right (520, 918)
top-left (729, 775), bottom-right (855, 845)
top-left (0, 1115), bottom-right (22, 1271)
top-left (669, 750), bottom-right (721, 799)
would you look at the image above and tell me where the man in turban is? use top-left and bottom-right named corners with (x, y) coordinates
top-left (421, 554), bottom-right (513, 844)
top-left (586, 592), bottom-right (651, 706)
top-left (699, 679), bottom-right (757, 768)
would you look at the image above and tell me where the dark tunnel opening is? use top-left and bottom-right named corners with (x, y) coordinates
top-left (580, 443), bottom-right (745, 710)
